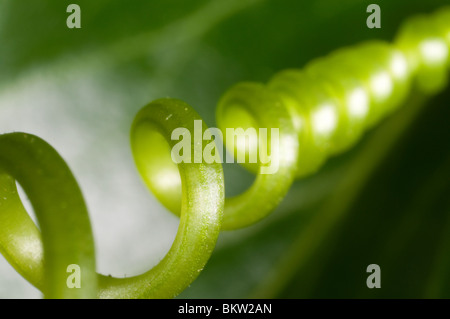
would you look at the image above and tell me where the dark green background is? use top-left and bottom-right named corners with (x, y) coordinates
top-left (0, 0), bottom-right (449, 298)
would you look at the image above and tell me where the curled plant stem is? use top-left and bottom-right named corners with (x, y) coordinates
top-left (0, 6), bottom-right (449, 299)
top-left (98, 99), bottom-right (224, 299)
top-left (0, 100), bottom-right (224, 299)
top-left (0, 134), bottom-right (97, 298)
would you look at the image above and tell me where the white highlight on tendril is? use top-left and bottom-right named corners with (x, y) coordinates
top-left (420, 39), bottom-right (449, 66)
top-left (390, 52), bottom-right (409, 80)
top-left (153, 169), bottom-right (181, 192)
top-left (312, 104), bottom-right (337, 136)
top-left (371, 72), bottom-right (393, 100)
top-left (279, 134), bottom-right (298, 165)
top-left (348, 88), bottom-right (369, 119)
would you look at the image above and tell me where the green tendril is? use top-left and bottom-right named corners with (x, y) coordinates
top-left (0, 6), bottom-right (449, 298)
top-left (0, 133), bottom-right (97, 298)
top-left (0, 100), bottom-right (224, 299)
top-left (98, 98), bottom-right (224, 299)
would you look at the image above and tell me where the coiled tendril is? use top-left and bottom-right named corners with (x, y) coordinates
top-left (0, 7), bottom-right (449, 298)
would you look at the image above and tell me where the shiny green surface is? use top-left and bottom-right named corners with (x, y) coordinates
top-left (0, 134), bottom-right (97, 298)
top-left (0, 100), bottom-right (224, 299)
top-left (0, 5), bottom-right (449, 298)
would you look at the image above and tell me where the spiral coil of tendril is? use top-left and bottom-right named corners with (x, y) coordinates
top-left (0, 7), bottom-right (449, 299)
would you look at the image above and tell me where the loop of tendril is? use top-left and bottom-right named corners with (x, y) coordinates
top-left (0, 7), bottom-right (449, 298)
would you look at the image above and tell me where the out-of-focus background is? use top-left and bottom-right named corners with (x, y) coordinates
top-left (1, 0), bottom-right (450, 298)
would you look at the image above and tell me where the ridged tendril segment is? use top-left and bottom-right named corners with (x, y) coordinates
top-left (209, 7), bottom-right (449, 228)
top-left (0, 6), bottom-right (449, 298)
